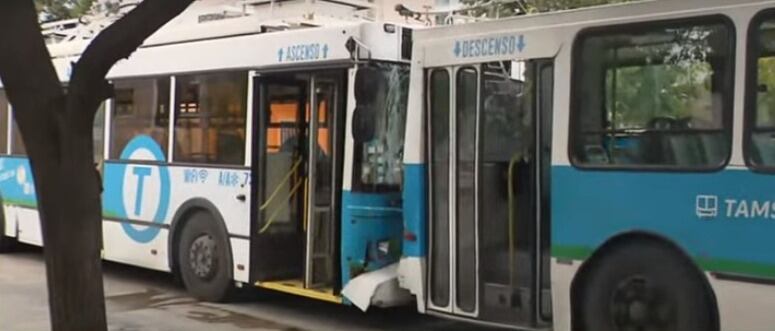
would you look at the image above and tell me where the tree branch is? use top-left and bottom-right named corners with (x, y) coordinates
top-left (0, 0), bottom-right (64, 117)
top-left (68, 0), bottom-right (194, 122)
top-left (0, 1), bottom-right (195, 330)
top-left (0, 0), bottom-right (65, 163)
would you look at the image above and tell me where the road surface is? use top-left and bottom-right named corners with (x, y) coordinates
top-left (0, 246), bottom-right (497, 331)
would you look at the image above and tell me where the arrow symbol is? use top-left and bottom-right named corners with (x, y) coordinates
top-left (516, 35), bottom-right (526, 52)
top-left (277, 48), bottom-right (284, 62)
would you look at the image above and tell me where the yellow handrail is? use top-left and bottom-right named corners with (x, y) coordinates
top-left (259, 158), bottom-right (303, 211)
top-left (508, 155), bottom-right (519, 288)
top-left (258, 178), bottom-right (305, 234)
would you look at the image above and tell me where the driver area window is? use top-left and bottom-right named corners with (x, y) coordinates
top-left (572, 18), bottom-right (734, 169)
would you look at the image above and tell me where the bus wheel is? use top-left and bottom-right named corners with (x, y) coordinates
top-left (578, 241), bottom-right (715, 331)
top-left (177, 211), bottom-right (233, 302)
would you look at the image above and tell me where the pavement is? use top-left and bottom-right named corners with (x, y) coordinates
top-left (0, 246), bottom-right (496, 331)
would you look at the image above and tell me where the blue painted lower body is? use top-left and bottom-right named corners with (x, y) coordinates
top-left (552, 165), bottom-right (775, 273)
top-left (402, 164), bottom-right (428, 257)
top-left (0, 157), bottom-right (37, 207)
top-left (399, 161), bottom-right (775, 278)
top-left (340, 191), bottom-right (404, 289)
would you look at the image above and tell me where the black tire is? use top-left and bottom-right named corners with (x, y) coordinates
top-left (177, 211), bottom-right (234, 302)
top-left (578, 240), bottom-right (715, 331)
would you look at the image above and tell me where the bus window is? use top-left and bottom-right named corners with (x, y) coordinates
top-left (482, 62), bottom-right (531, 163)
top-left (748, 15), bottom-right (775, 168)
top-left (11, 118), bottom-right (24, 156)
top-left (110, 78), bottom-right (170, 159)
top-left (93, 103), bottom-right (105, 163)
top-left (174, 72), bottom-right (247, 165)
top-left (572, 19), bottom-right (733, 169)
top-left (351, 63), bottom-right (409, 192)
top-left (0, 91), bottom-right (8, 154)
top-left (428, 69), bottom-right (451, 309)
top-left (455, 67), bottom-right (477, 313)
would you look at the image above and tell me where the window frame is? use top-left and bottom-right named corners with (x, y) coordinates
top-left (453, 65), bottom-right (480, 315)
top-left (0, 90), bottom-right (9, 155)
top-left (744, 9), bottom-right (775, 173)
top-left (10, 113), bottom-right (25, 156)
top-left (107, 76), bottom-right (172, 162)
top-left (569, 14), bottom-right (737, 172)
top-left (172, 71), bottom-right (249, 166)
top-left (426, 66), bottom-right (453, 310)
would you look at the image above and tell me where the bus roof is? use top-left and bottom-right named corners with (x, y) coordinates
top-left (23, 0), bottom-right (414, 85)
top-left (412, 0), bottom-right (775, 67)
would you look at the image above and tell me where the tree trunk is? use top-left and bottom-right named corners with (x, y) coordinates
top-left (37, 113), bottom-right (107, 330)
top-left (0, 1), bottom-right (194, 330)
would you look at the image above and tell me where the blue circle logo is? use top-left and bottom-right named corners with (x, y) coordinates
top-left (117, 136), bottom-right (171, 243)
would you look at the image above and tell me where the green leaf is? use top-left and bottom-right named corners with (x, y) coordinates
top-left (35, 0), bottom-right (96, 21)
top-left (460, 0), bottom-right (640, 18)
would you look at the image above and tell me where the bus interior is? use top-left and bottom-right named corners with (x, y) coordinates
top-left (250, 69), bottom-right (347, 302)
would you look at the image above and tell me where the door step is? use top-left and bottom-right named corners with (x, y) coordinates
top-left (256, 279), bottom-right (342, 304)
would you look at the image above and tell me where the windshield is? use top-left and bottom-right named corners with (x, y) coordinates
top-left (351, 62), bottom-right (410, 193)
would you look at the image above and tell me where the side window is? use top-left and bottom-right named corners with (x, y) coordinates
top-left (110, 78), bottom-right (170, 159)
top-left (174, 72), bottom-right (247, 165)
top-left (93, 103), bottom-right (105, 163)
top-left (748, 14), bottom-right (775, 168)
top-left (11, 119), bottom-right (24, 155)
top-left (572, 18), bottom-right (734, 169)
top-left (0, 91), bottom-right (8, 154)
top-left (428, 68), bottom-right (451, 308)
top-left (455, 67), bottom-right (477, 312)
top-left (482, 61), bottom-right (533, 162)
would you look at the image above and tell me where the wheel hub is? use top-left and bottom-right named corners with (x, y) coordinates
top-left (628, 300), bottom-right (648, 323)
top-left (189, 234), bottom-right (218, 281)
top-left (610, 276), bottom-right (676, 331)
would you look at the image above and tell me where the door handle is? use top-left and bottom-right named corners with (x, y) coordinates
top-left (236, 194), bottom-right (246, 202)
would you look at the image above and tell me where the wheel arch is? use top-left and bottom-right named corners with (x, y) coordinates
top-left (168, 198), bottom-right (233, 277)
top-left (568, 230), bottom-right (719, 331)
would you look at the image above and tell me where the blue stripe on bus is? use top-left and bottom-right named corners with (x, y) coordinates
top-left (552, 165), bottom-right (775, 277)
top-left (0, 157), bottom-right (36, 207)
top-left (403, 163), bottom-right (428, 257)
top-left (102, 136), bottom-right (172, 243)
top-left (340, 190), bottom-right (404, 288)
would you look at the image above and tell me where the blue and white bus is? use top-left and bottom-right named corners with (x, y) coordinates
top-left (398, 0), bottom-right (775, 330)
top-left (0, 0), bottom-right (414, 308)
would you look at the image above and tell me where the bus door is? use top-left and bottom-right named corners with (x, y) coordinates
top-left (426, 60), bottom-right (554, 327)
top-left (251, 72), bottom-right (345, 293)
top-left (305, 74), bottom-right (344, 289)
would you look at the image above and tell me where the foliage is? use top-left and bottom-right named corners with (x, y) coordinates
top-left (460, 0), bottom-right (638, 17)
top-left (604, 26), bottom-right (719, 129)
top-left (757, 58), bottom-right (775, 126)
top-left (35, 0), bottom-right (95, 21)
top-left (608, 62), bottom-right (713, 129)
top-left (756, 25), bottom-right (775, 127)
